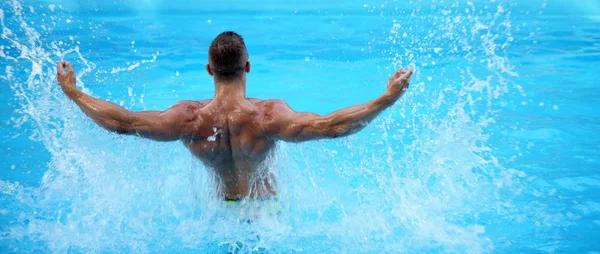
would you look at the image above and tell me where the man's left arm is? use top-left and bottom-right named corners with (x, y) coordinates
top-left (268, 66), bottom-right (413, 142)
top-left (57, 60), bottom-right (198, 141)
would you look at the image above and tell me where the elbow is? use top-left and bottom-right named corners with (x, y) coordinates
top-left (325, 122), bottom-right (368, 139)
top-left (102, 119), bottom-right (133, 135)
top-left (323, 125), bottom-right (357, 139)
top-left (86, 110), bottom-right (134, 135)
top-left (321, 129), bottom-right (340, 139)
top-left (312, 121), bottom-right (344, 139)
top-left (114, 125), bottom-right (131, 134)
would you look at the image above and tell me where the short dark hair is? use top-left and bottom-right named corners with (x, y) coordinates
top-left (208, 31), bottom-right (248, 79)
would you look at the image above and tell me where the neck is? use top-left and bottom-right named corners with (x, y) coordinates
top-left (213, 78), bottom-right (246, 101)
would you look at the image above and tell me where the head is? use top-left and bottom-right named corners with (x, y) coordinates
top-left (206, 31), bottom-right (250, 81)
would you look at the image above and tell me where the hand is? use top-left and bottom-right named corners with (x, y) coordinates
top-left (386, 66), bottom-right (413, 95)
top-left (57, 60), bottom-right (77, 93)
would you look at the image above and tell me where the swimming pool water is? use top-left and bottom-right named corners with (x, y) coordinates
top-left (1, 0), bottom-right (599, 252)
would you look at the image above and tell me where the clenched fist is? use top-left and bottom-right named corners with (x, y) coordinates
top-left (57, 60), bottom-right (77, 93)
top-left (386, 66), bottom-right (413, 95)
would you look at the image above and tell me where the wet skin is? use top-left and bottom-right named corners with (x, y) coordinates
top-left (57, 60), bottom-right (412, 200)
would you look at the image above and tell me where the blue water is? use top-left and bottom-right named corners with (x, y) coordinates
top-left (1, 0), bottom-right (599, 252)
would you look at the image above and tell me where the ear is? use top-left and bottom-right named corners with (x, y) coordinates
top-left (245, 61), bottom-right (251, 73)
top-left (206, 64), bottom-right (214, 76)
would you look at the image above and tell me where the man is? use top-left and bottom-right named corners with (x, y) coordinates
top-left (57, 31), bottom-right (412, 202)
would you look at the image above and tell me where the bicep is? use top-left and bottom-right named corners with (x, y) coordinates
top-left (124, 103), bottom-right (196, 141)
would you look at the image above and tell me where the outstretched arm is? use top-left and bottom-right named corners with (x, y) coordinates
top-left (56, 61), bottom-right (200, 141)
top-left (269, 66), bottom-right (413, 142)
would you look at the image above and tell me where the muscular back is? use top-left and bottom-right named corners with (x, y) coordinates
top-left (179, 99), bottom-right (278, 199)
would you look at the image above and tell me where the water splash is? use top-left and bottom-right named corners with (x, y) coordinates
top-left (0, 0), bottom-right (546, 252)
top-left (207, 127), bottom-right (221, 142)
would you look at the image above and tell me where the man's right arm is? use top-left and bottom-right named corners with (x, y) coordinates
top-left (268, 66), bottom-right (413, 142)
top-left (57, 60), bottom-right (199, 141)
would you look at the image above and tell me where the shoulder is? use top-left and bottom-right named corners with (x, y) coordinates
top-left (259, 101), bottom-right (300, 126)
top-left (170, 100), bottom-right (212, 115)
top-left (173, 100), bottom-right (211, 109)
top-left (163, 100), bottom-right (207, 120)
top-left (247, 97), bottom-right (264, 104)
top-left (250, 100), bottom-right (293, 130)
top-left (255, 99), bottom-right (292, 112)
top-left (245, 99), bottom-right (293, 117)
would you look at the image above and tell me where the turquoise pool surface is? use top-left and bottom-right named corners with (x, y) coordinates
top-left (1, 0), bottom-right (599, 252)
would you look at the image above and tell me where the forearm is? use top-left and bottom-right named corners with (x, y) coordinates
top-left (320, 92), bottom-right (399, 137)
top-left (64, 87), bottom-right (134, 133)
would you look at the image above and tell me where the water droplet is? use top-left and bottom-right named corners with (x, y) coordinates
top-left (66, 19), bottom-right (71, 23)
top-left (175, 71), bottom-right (180, 76)
top-left (305, 57), bottom-right (310, 61)
top-left (207, 19), bottom-right (212, 23)
top-left (539, 102), bottom-right (544, 106)
top-left (553, 105), bottom-right (559, 110)
top-left (207, 127), bottom-right (220, 141)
